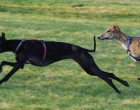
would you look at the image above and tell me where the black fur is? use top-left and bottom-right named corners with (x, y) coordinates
top-left (0, 32), bottom-right (129, 93)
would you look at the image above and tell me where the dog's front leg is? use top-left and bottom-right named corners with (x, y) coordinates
top-left (0, 62), bottom-right (24, 85)
top-left (0, 61), bottom-right (16, 72)
top-left (0, 49), bottom-right (31, 84)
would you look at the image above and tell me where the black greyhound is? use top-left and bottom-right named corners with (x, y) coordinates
top-left (0, 32), bottom-right (129, 93)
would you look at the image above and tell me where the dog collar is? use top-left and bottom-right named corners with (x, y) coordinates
top-left (126, 36), bottom-right (140, 61)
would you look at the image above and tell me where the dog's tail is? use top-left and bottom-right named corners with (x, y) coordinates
top-left (86, 35), bottom-right (96, 52)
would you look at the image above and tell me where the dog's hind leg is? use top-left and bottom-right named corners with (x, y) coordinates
top-left (73, 53), bottom-right (121, 93)
top-left (102, 71), bottom-right (129, 87)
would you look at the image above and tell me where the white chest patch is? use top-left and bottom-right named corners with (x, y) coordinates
top-left (116, 40), bottom-right (127, 50)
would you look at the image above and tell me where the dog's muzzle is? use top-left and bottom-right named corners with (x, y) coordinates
top-left (98, 37), bottom-right (109, 40)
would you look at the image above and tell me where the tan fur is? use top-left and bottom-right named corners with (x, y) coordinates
top-left (99, 24), bottom-right (140, 63)
top-left (129, 38), bottom-right (140, 63)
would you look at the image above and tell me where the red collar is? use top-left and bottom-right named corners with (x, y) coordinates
top-left (15, 39), bottom-right (47, 66)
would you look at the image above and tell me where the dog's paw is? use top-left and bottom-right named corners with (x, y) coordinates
top-left (116, 89), bottom-right (121, 94)
top-left (122, 81), bottom-right (129, 87)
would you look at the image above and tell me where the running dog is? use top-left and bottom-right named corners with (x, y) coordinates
top-left (98, 24), bottom-right (140, 79)
top-left (0, 32), bottom-right (129, 93)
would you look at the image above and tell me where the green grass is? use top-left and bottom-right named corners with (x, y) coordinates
top-left (0, 0), bottom-right (140, 110)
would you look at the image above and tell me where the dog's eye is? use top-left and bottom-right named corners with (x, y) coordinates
top-left (107, 30), bottom-right (110, 33)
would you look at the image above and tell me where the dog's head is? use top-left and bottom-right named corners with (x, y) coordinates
top-left (98, 24), bottom-right (121, 40)
top-left (0, 32), bottom-right (7, 53)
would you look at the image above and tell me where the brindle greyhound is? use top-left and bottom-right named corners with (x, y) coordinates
top-left (98, 24), bottom-right (140, 79)
top-left (0, 32), bottom-right (129, 93)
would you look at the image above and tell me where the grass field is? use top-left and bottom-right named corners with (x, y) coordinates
top-left (0, 0), bottom-right (140, 110)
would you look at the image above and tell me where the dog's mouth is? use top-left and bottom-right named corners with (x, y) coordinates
top-left (104, 38), bottom-right (109, 40)
top-left (98, 37), bottom-right (109, 40)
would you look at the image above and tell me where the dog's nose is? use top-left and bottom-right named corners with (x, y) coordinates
top-left (98, 37), bottom-right (100, 39)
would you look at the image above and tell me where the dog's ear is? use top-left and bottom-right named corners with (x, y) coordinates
top-left (1, 32), bottom-right (6, 42)
top-left (112, 24), bottom-right (120, 32)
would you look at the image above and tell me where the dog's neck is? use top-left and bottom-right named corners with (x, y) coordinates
top-left (115, 31), bottom-right (128, 50)
top-left (5, 40), bottom-right (21, 53)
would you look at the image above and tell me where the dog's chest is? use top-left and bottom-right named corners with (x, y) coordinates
top-left (130, 39), bottom-right (140, 57)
